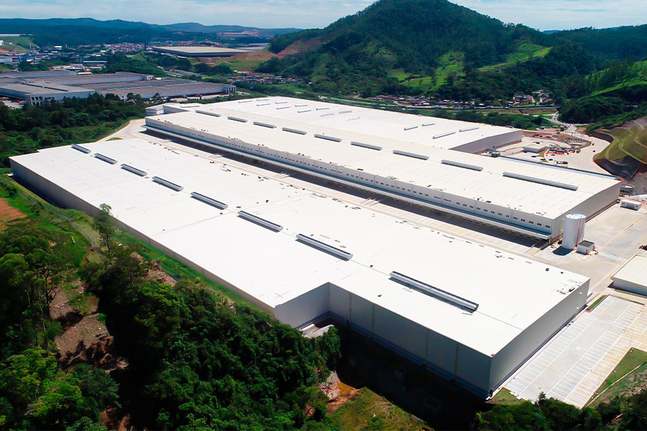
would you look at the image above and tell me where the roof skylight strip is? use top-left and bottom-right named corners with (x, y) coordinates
top-left (314, 134), bottom-right (342, 142)
top-left (71, 144), bottom-right (91, 154)
top-left (296, 234), bottom-right (353, 260)
top-left (94, 153), bottom-right (117, 164)
top-left (121, 164), bottom-right (147, 176)
top-left (390, 271), bottom-right (479, 312)
top-left (433, 131), bottom-right (456, 139)
top-left (393, 149), bottom-right (429, 160)
top-left (282, 127), bottom-right (307, 135)
top-left (152, 176), bottom-right (183, 191)
top-left (196, 110), bottom-right (221, 117)
top-left (502, 172), bottom-right (578, 191)
top-left (441, 159), bottom-right (483, 172)
top-left (253, 121), bottom-right (276, 129)
top-left (351, 141), bottom-right (382, 151)
top-left (191, 192), bottom-right (228, 209)
top-left (238, 211), bottom-right (283, 232)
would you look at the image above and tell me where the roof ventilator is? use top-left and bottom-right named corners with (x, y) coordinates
top-left (390, 271), bottom-right (479, 312)
top-left (121, 164), bottom-right (147, 176)
top-left (296, 234), bottom-right (353, 260)
top-left (433, 131), bottom-right (456, 139)
top-left (351, 141), bottom-right (382, 151)
top-left (502, 172), bottom-right (578, 191)
top-left (191, 192), bottom-right (227, 209)
top-left (94, 153), bottom-right (117, 164)
top-left (282, 127), bottom-right (307, 135)
top-left (196, 110), bottom-right (221, 117)
top-left (393, 150), bottom-right (429, 160)
top-left (71, 144), bottom-right (91, 154)
top-left (152, 176), bottom-right (183, 191)
top-left (314, 134), bottom-right (342, 142)
top-left (441, 160), bottom-right (483, 171)
top-left (253, 121), bottom-right (276, 129)
top-left (238, 211), bottom-right (283, 232)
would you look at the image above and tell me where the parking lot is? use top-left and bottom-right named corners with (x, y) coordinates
top-left (505, 295), bottom-right (645, 408)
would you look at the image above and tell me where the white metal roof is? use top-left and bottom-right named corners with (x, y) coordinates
top-left (147, 97), bottom-right (618, 220)
top-left (10, 139), bottom-right (589, 355)
top-left (612, 254), bottom-right (647, 290)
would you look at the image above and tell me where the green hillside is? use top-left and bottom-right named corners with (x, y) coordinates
top-left (595, 124), bottom-right (647, 164)
top-left (386, 42), bottom-right (553, 92)
top-left (555, 25), bottom-right (647, 62)
top-left (478, 42), bottom-right (551, 72)
top-left (263, 0), bottom-right (553, 95)
top-left (589, 61), bottom-right (647, 97)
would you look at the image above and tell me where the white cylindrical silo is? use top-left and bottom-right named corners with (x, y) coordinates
top-left (562, 213), bottom-right (586, 250)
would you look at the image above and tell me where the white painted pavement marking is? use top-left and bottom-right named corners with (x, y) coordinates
top-left (505, 296), bottom-right (643, 406)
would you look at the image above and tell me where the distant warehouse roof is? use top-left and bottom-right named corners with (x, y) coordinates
top-left (152, 46), bottom-right (247, 57)
top-left (144, 97), bottom-right (619, 239)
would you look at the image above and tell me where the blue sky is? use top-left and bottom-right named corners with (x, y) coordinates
top-left (0, 0), bottom-right (644, 30)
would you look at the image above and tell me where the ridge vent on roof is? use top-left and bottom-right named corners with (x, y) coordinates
top-left (282, 127), bottom-right (307, 135)
top-left (433, 131), bottom-right (456, 139)
top-left (390, 271), bottom-right (479, 312)
top-left (314, 134), bottom-right (342, 142)
top-left (94, 153), bottom-right (117, 164)
top-left (121, 164), bottom-right (147, 176)
top-left (196, 110), bottom-right (221, 117)
top-left (393, 149), bottom-right (429, 160)
top-left (503, 172), bottom-right (578, 191)
top-left (296, 234), bottom-right (353, 260)
top-left (71, 144), bottom-right (91, 154)
top-left (191, 192), bottom-right (227, 209)
top-left (238, 211), bottom-right (283, 232)
top-left (351, 141), bottom-right (382, 151)
top-left (152, 176), bottom-right (183, 191)
top-left (441, 159), bottom-right (483, 172)
top-left (253, 121), bottom-right (276, 129)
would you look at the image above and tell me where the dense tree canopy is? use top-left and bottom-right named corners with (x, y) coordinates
top-left (0, 94), bottom-right (145, 166)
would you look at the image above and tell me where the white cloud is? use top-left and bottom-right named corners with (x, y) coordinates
top-left (450, 0), bottom-right (646, 30)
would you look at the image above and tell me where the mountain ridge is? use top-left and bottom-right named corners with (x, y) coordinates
top-left (0, 18), bottom-right (300, 37)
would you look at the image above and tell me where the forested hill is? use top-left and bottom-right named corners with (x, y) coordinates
top-left (260, 0), bottom-right (563, 95)
top-left (555, 25), bottom-right (647, 62)
top-left (259, 0), bottom-right (646, 110)
top-left (270, 0), bottom-right (551, 70)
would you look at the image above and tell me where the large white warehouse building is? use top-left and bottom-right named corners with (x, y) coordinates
top-left (11, 138), bottom-right (590, 398)
top-left (144, 97), bottom-right (620, 241)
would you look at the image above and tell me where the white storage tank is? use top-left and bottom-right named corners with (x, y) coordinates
top-left (562, 213), bottom-right (586, 250)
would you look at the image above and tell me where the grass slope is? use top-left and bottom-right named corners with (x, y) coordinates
top-left (388, 42), bottom-right (550, 92)
top-left (590, 61), bottom-right (647, 97)
top-left (0, 36), bottom-right (36, 53)
top-left (595, 124), bottom-right (647, 163)
top-left (478, 42), bottom-right (551, 72)
top-left (328, 388), bottom-right (429, 430)
top-left (588, 348), bottom-right (647, 407)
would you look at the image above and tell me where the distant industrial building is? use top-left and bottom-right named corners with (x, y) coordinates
top-left (10, 138), bottom-right (591, 398)
top-left (144, 97), bottom-right (620, 240)
top-left (0, 70), bottom-right (235, 105)
top-left (0, 81), bottom-right (94, 105)
top-left (152, 46), bottom-right (247, 58)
